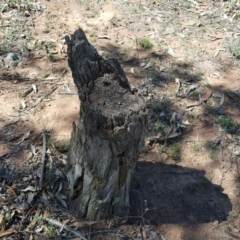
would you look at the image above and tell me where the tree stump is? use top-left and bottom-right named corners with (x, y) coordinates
top-left (65, 29), bottom-right (149, 220)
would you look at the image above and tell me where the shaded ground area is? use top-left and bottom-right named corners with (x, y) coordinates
top-left (130, 162), bottom-right (231, 225)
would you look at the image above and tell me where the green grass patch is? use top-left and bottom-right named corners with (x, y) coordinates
top-left (54, 139), bottom-right (70, 153)
top-left (204, 106), bottom-right (220, 116)
top-left (193, 71), bottom-right (204, 81)
top-left (154, 120), bottom-right (166, 133)
top-left (2, 0), bottom-right (34, 11)
top-left (168, 143), bottom-right (181, 161)
top-left (153, 98), bottom-right (171, 113)
top-left (47, 224), bottom-right (57, 236)
top-left (137, 38), bottom-right (152, 49)
top-left (217, 117), bottom-right (238, 133)
top-left (230, 45), bottom-right (240, 58)
top-left (204, 141), bottom-right (219, 159)
top-left (45, 171), bottom-right (56, 186)
top-left (192, 143), bottom-right (201, 152)
top-left (48, 53), bottom-right (61, 62)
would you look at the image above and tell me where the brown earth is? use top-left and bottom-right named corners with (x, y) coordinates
top-left (0, 0), bottom-right (240, 239)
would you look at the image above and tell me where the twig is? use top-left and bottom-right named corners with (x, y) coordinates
top-left (225, 230), bottom-right (240, 239)
top-left (39, 130), bottom-right (47, 188)
top-left (89, 229), bottom-right (118, 236)
top-left (46, 218), bottom-right (87, 240)
top-left (29, 86), bottom-right (57, 110)
top-left (97, 35), bottom-right (111, 40)
top-left (58, 92), bottom-right (79, 95)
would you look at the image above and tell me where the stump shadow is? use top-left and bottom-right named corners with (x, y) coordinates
top-left (129, 161), bottom-right (232, 225)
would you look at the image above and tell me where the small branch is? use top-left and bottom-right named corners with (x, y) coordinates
top-left (225, 230), bottom-right (240, 239)
top-left (90, 229), bottom-right (118, 236)
top-left (97, 35), bottom-right (111, 40)
top-left (58, 92), bottom-right (79, 95)
top-left (29, 86), bottom-right (57, 110)
top-left (39, 130), bottom-right (47, 188)
top-left (46, 218), bottom-right (87, 240)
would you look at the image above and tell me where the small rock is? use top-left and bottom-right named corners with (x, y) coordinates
top-left (234, 150), bottom-right (240, 156)
top-left (5, 53), bottom-right (22, 67)
top-left (142, 87), bottom-right (148, 96)
top-left (24, 11), bottom-right (30, 17)
top-left (233, 146), bottom-right (240, 156)
top-left (23, 177), bottom-right (28, 182)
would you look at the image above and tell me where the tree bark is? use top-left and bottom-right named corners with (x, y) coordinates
top-left (65, 29), bottom-right (148, 220)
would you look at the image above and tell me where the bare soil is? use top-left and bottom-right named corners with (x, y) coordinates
top-left (0, 0), bottom-right (240, 239)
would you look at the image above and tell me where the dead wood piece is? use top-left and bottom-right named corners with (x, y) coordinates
top-left (21, 87), bottom-right (33, 97)
top-left (186, 90), bottom-right (212, 108)
top-left (39, 130), bottom-right (47, 188)
top-left (46, 218), bottom-right (87, 240)
top-left (65, 29), bottom-right (149, 220)
top-left (89, 229), bottom-right (118, 236)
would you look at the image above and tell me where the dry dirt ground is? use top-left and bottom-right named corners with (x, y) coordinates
top-left (0, 0), bottom-right (240, 239)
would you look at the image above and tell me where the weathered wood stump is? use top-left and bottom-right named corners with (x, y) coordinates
top-left (65, 29), bottom-right (148, 220)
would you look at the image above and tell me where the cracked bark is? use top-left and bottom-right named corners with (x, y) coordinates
top-left (65, 29), bottom-right (149, 220)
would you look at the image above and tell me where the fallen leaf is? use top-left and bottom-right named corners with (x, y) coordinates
top-left (60, 219), bottom-right (71, 232)
top-left (144, 61), bottom-right (152, 69)
top-left (182, 120), bottom-right (191, 125)
top-left (189, 0), bottom-right (199, 5)
top-left (167, 47), bottom-right (176, 57)
top-left (0, 214), bottom-right (6, 229)
top-left (70, 220), bottom-right (97, 228)
top-left (20, 186), bottom-right (36, 192)
top-left (226, 134), bottom-right (234, 141)
top-left (32, 84), bottom-right (37, 93)
top-left (3, 185), bottom-right (16, 196)
top-left (27, 192), bottom-right (35, 204)
top-left (17, 131), bottom-right (31, 145)
top-left (0, 229), bottom-right (17, 237)
top-left (185, 83), bottom-right (199, 94)
top-left (166, 132), bottom-right (182, 139)
top-left (175, 78), bottom-right (181, 93)
top-left (142, 226), bottom-right (147, 239)
top-left (21, 100), bottom-right (26, 109)
top-left (56, 195), bottom-right (68, 209)
top-left (180, 20), bottom-right (196, 31)
top-left (27, 209), bottom-right (41, 229)
top-left (219, 94), bottom-right (225, 105)
top-left (161, 234), bottom-right (166, 240)
top-left (43, 209), bottom-right (49, 219)
top-left (35, 226), bottom-right (44, 233)
top-left (30, 144), bottom-right (37, 156)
